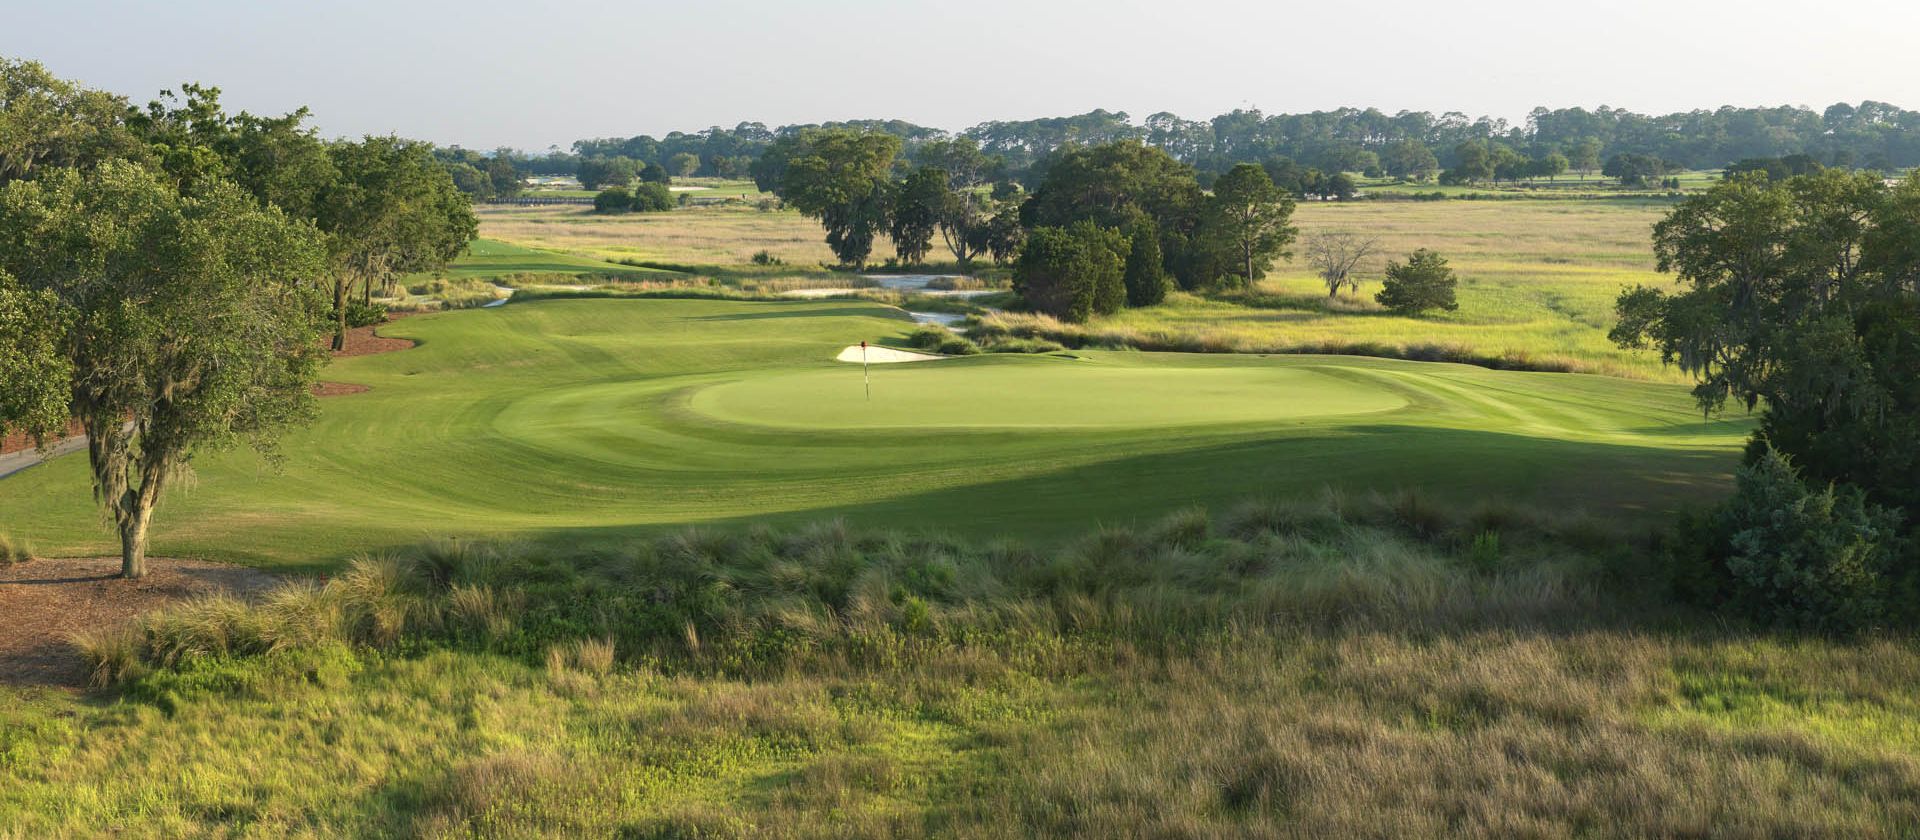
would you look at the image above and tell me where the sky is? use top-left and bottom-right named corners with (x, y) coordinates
top-left (8, 0), bottom-right (1920, 152)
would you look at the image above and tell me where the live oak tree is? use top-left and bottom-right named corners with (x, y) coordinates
top-left (915, 138), bottom-right (1000, 267)
top-left (318, 136), bottom-right (477, 349)
top-left (1202, 163), bottom-right (1298, 287)
top-left (1375, 249), bottom-right (1460, 316)
top-left (1303, 231), bottom-right (1382, 298)
top-left (1612, 170), bottom-right (1920, 518)
top-left (0, 57), bottom-right (143, 185)
top-left (756, 129), bottom-right (901, 268)
top-left (1381, 139), bottom-right (1439, 182)
top-left (889, 166), bottom-right (944, 265)
top-left (0, 162), bottom-right (329, 578)
top-left (1021, 141), bottom-right (1210, 287)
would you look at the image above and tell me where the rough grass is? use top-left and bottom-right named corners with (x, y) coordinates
top-left (0, 533), bottom-right (32, 566)
top-left (9, 502), bottom-right (1920, 837)
top-left (476, 203), bottom-right (868, 270)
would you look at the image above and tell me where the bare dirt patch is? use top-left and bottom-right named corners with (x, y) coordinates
top-left (312, 381), bottom-right (371, 398)
top-left (0, 558), bottom-right (283, 688)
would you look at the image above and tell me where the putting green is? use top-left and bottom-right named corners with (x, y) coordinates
top-left (0, 297), bottom-right (1753, 569)
top-left (690, 361), bottom-right (1407, 429)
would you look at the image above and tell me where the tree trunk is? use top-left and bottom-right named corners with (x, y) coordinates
top-left (119, 507), bottom-right (151, 579)
top-left (332, 276), bottom-right (348, 351)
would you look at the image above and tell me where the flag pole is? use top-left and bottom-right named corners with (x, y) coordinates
top-left (861, 340), bottom-right (870, 401)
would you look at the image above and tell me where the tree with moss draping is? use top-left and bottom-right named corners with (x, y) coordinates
top-left (0, 163), bottom-right (329, 578)
top-left (755, 129), bottom-right (902, 268)
top-left (1612, 170), bottom-right (1920, 519)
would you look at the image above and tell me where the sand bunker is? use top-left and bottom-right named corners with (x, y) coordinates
top-left (836, 345), bottom-right (946, 363)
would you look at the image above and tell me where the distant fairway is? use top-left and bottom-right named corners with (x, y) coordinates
top-left (0, 297), bottom-right (1751, 569)
top-left (429, 238), bottom-right (681, 279)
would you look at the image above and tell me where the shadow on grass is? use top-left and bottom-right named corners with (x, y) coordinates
top-left (491, 423), bottom-right (1740, 557)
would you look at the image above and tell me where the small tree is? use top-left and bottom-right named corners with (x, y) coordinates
top-left (638, 162), bottom-right (671, 184)
top-left (593, 186), bottom-right (632, 213)
top-left (889, 167), bottom-right (944, 265)
top-left (1014, 221), bottom-right (1126, 322)
top-left (1303, 231), bottom-right (1381, 298)
top-left (1203, 163), bottom-right (1297, 287)
top-left (668, 152), bottom-right (700, 177)
top-left (1375, 249), bottom-right (1459, 316)
top-left (0, 162), bottom-right (329, 578)
top-left (1123, 219), bottom-right (1171, 307)
top-left (629, 182), bottom-right (675, 212)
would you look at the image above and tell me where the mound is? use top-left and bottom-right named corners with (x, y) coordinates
top-left (0, 558), bottom-right (282, 687)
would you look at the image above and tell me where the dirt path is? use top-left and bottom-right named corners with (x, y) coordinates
top-left (0, 557), bottom-right (283, 688)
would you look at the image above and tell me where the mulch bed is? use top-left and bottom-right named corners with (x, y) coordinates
top-left (330, 312), bottom-right (417, 359)
top-left (0, 557), bottom-right (284, 688)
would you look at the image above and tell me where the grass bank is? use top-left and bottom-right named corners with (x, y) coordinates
top-left (6, 499), bottom-right (1919, 836)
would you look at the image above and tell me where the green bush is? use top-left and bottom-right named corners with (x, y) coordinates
top-left (629, 182), bottom-right (675, 213)
top-left (337, 300), bottom-right (387, 328)
top-left (750, 250), bottom-right (784, 266)
top-left (593, 187), bottom-right (632, 213)
top-left (903, 325), bottom-right (977, 355)
top-left (1699, 449), bottom-right (1907, 633)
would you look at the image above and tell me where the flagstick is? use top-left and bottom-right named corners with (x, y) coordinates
top-left (862, 341), bottom-right (870, 401)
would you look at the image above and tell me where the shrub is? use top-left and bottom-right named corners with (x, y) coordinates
top-left (629, 183), bottom-right (675, 213)
top-left (751, 250), bottom-right (784, 266)
top-left (903, 325), bottom-right (977, 355)
top-left (980, 336), bottom-right (1065, 354)
top-left (0, 533), bottom-right (32, 566)
top-left (593, 187), bottom-right (632, 213)
top-left (1699, 449), bottom-right (1907, 633)
top-left (334, 300), bottom-right (387, 328)
top-left (1375, 249), bottom-right (1459, 316)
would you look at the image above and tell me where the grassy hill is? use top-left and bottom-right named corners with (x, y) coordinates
top-left (0, 296), bottom-right (1748, 570)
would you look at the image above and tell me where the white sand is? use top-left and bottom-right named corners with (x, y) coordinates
top-left (835, 345), bottom-right (946, 364)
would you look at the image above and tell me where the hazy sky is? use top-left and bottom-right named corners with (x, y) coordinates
top-left (8, 0), bottom-right (1919, 151)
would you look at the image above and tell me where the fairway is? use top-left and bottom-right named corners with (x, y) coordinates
top-left (0, 296), bottom-right (1751, 569)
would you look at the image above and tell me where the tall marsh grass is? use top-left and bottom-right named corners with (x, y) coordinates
top-left (78, 492), bottom-right (1649, 688)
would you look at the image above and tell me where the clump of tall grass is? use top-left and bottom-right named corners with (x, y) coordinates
top-left (971, 311), bottom-right (1595, 374)
top-left (0, 532), bottom-right (33, 566)
top-left (80, 494), bottom-right (1653, 690)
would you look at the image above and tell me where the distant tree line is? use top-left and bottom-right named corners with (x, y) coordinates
top-left (507, 101), bottom-right (1920, 197)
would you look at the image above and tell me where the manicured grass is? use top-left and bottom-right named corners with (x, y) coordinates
top-left (671, 177), bottom-right (772, 200)
top-left (425, 237), bottom-right (682, 281)
top-left (0, 296), bottom-right (1748, 570)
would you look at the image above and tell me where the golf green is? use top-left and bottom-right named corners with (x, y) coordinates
top-left (688, 362), bottom-right (1408, 429)
top-left (0, 297), bottom-right (1753, 570)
